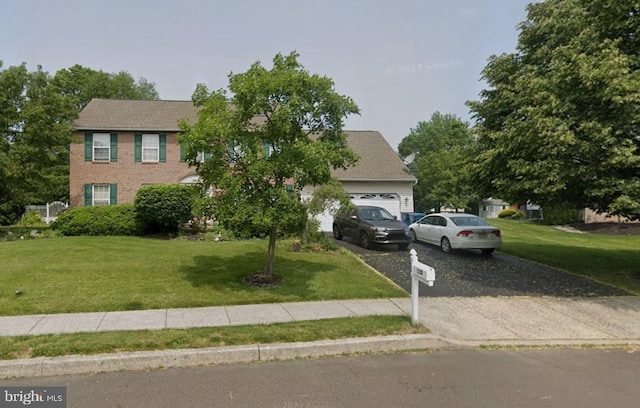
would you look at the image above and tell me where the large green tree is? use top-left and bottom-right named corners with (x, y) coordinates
top-left (467, 0), bottom-right (640, 219)
top-left (398, 112), bottom-right (475, 213)
top-left (179, 52), bottom-right (359, 281)
top-left (0, 62), bottom-right (160, 224)
top-left (51, 64), bottom-right (159, 111)
top-left (0, 63), bottom-right (29, 224)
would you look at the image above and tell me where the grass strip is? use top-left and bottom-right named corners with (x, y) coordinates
top-left (0, 316), bottom-right (426, 360)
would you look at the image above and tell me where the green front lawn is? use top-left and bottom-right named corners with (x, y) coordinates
top-left (1, 237), bottom-right (406, 316)
top-left (491, 219), bottom-right (640, 295)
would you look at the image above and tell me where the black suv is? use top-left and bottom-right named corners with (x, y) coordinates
top-left (332, 206), bottom-right (411, 250)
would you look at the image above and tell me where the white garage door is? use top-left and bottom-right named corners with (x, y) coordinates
top-left (312, 193), bottom-right (402, 232)
top-left (350, 193), bottom-right (401, 218)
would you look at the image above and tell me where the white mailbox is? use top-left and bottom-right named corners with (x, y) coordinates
top-left (410, 249), bottom-right (436, 325)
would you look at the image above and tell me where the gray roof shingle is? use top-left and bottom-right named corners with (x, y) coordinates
top-left (73, 99), bottom-right (414, 181)
top-left (73, 99), bottom-right (200, 132)
top-left (334, 131), bottom-right (415, 181)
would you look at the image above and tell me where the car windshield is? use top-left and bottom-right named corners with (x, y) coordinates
top-left (450, 216), bottom-right (490, 227)
top-left (359, 208), bottom-right (395, 220)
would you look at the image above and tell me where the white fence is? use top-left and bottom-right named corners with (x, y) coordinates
top-left (24, 201), bottom-right (68, 224)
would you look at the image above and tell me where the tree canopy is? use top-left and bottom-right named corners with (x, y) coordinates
top-left (398, 112), bottom-right (475, 213)
top-left (467, 0), bottom-right (640, 219)
top-left (0, 62), bottom-right (159, 224)
top-left (179, 51), bottom-right (359, 279)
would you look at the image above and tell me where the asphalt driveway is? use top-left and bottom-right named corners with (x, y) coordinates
top-left (334, 237), bottom-right (630, 297)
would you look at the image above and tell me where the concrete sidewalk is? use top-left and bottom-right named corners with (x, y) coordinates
top-left (1, 296), bottom-right (639, 378)
top-left (0, 298), bottom-right (408, 337)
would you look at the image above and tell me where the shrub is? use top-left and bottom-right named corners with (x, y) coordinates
top-left (203, 224), bottom-right (238, 241)
top-left (53, 205), bottom-right (142, 236)
top-left (0, 201), bottom-right (24, 226)
top-left (497, 208), bottom-right (517, 218)
top-left (18, 212), bottom-right (46, 227)
top-left (510, 210), bottom-right (525, 220)
top-left (134, 184), bottom-right (196, 233)
top-left (497, 208), bottom-right (526, 219)
top-left (498, 208), bottom-right (527, 220)
top-left (540, 205), bottom-right (581, 225)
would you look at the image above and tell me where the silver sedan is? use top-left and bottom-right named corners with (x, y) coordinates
top-left (409, 213), bottom-right (502, 254)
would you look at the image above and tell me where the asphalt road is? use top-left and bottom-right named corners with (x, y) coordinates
top-left (333, 236), bottom-right (630, 297)
top-left (4, 349), bottom-right (638, 408)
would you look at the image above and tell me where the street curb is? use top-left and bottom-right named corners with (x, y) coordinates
top-left (0, 334), bottom-right (451, 379)
top-left (443, 338), bottom-right (640, 348)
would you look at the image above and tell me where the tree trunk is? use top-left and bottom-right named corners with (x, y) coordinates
top-left (264, 225), bottom-right (277, 276)
top-left (301, 219), bottom-right (312, 245)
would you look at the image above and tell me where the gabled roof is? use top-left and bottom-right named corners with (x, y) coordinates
top-left (73, 99), bottom-right (415, 182)
top-left (73, 99), bottom-right (200, 132)
top-left (336, 131), bottom-right (415, 181)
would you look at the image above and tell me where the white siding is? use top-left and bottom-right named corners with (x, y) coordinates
top-left (341, 181), bottom-right (415, 213)
top-left (302, 180), bottom-right (415, 231)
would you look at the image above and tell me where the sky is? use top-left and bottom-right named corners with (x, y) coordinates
top-left (1, 0), bottom-right (532, 151)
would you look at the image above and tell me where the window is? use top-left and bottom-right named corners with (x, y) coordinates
top-left (142, 134), bottom-right (159, 162)
top-left (422, 216), bottom-right (443, 226)
top-left (135, 134), bottom-right (166, 162)
top-left (85, 133), bottom-right (117, 162)
top-left (180, 148), bottom-right (210, 163)
top-left (93, 185), bottom-right (111, 206)
top-left (226, 144), bottom-right (243, 162)
top-left (264, 141), bottom-right (275, 158)
top-left (93, 134), bottom-right (110, 161)
top-left (84, 184), bottom-right (117, 206)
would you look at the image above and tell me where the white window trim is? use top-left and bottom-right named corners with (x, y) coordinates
top-left (142, 134), bottom-right (159, 162)
top-left (92, 184), bottom-right (110, 206)
top-left (93, 133), bottom-right (110, 162)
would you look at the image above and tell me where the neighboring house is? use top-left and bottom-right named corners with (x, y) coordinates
top-left (582, 208), bottom-right (638, 224)
top-left (478, 198), bottom-right (510, 218)
top-left (70, 99), bottom-right (415, 230)
top-left (478, 199), bottom-right (543, 220)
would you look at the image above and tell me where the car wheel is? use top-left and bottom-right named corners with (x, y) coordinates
top-left (398, 243), bottom-right (409, 251)
top-left (481, 248), bottom-right (495, 255)
top-left (360, 231), bottom-right (371, 249)
top-left (440, 237), bottom-right (452, 253)
top-left (332, 224), bottom-right (343, 240)
top-left (410, 230), bottom-right (417, 242)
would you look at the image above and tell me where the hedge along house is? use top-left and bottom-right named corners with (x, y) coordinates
top-left (70, 99), bottom-right (416, 230)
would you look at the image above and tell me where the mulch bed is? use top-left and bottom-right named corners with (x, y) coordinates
top-left (243, 273), bottom-right (282, 288)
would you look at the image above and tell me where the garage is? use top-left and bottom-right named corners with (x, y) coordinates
top-left (301, 130), bottom-right (417, 232)
top-left (310, 193), bottom-right (402, 232)
top-left (350, 193), bottom-right (401, 218)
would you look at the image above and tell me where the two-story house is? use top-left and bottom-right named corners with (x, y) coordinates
top-left (70, 98), bottom-right (415, 231)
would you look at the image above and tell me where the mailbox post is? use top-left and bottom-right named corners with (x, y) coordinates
top-left (410, 249), bottom-right (435, 326)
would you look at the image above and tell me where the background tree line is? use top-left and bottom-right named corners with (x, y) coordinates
top-left (402, 0), bottom-right (639, 222)
top-left (0, 62), bottom-right (159, 224)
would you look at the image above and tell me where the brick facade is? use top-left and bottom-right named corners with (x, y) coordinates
top-left (70, 99), bottom-right (415, 215)
top-left (69, 131), bottom-right (198, 207)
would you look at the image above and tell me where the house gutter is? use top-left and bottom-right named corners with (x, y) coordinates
top-left (337, 178), bottom-right (417, 182)
top-left (73, 126), bottom-right (182, 132)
